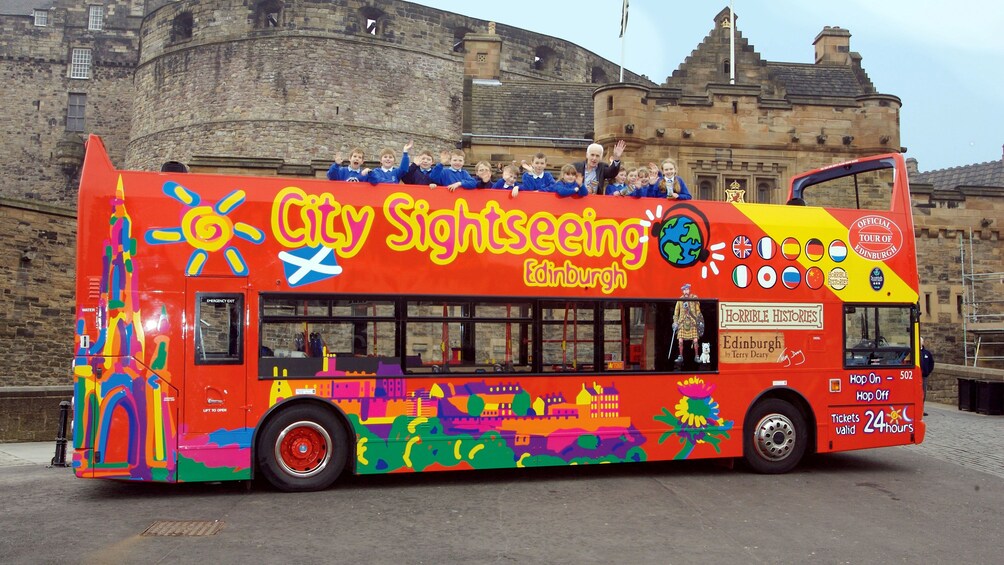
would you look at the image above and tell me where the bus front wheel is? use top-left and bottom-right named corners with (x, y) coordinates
top-left (743, 399), bottom-right (807, 474)
top-left (257, 405), bottom-right (348, 492)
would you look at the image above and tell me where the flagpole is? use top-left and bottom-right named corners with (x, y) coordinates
top-left (619, 0), bottom-right (628, 82)
top-left (620, 34), bottom-right (625, 82)
top-left (729, 0), bottom-right (735, 84)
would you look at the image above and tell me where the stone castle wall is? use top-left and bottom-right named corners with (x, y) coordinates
top-left (0, 2), bottom-right (140, 206)
top-left (127, 0), bottom-right (640, 170)
top-left (0, 199), bottom-right (77, 388)
top-left (590, 83), bottom-right (902, 205)
top-left (913, 195), bottom-right (1004, 368)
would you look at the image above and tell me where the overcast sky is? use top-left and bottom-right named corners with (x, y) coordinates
top-left (411, 0), bottom-right (1003, 172)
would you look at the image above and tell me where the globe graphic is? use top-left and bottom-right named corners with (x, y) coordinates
top-left (658, 214), bottom-right (704, 267)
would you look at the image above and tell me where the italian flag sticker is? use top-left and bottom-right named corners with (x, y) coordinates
top-left (732, 264), bottom-right (752, 288)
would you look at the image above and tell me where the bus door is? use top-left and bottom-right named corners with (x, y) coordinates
top-left (184, 277), bottom-right (248, 436)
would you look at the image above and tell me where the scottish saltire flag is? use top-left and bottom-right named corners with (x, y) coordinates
top-left (757, 236), bottom-right (775, 260)
top-left (620, 0), bottom-right (629, 37)
top-left (279, 245), bottom-right (343, 287)
top-left (829, 240), bottom-right (848, 262)
top-left (732, 264), bottom-right (751, 288)
top-left (732, 235), bottom-right (752, 259)
top-left (782, 266), bottom-right (801, 289)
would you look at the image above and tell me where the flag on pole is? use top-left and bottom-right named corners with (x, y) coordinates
top-left (620, 0), bottom-right (629, 38)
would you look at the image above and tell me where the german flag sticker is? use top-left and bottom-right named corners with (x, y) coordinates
top-left (805, 238), bottom-right (824, 261)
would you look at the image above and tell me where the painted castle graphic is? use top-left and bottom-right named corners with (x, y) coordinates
top-left (267, 357), bottom-right (647, 473)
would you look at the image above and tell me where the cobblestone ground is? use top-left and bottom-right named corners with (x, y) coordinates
top-left (903, 401), bottom-right (1004, 479)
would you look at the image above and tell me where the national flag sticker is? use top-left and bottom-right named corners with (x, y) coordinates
top-left (732, 235), bottom-right (752, 259)
top-left (279, 245), bottom-right (344, 287)
top-left (781, 237), bottom-right (801, 260)
top-left (732, 264), bottom-right (752, 288)
top-left (757, 265), bottom-right (777, 289)
top-left (806, 266), bottom-right (824, 290)
top-left (781, 266), bottom-right (801, 289)
top-left (757, 236), bottom-right (776, 260)
top-left (805, 238), bottom-right (824, 261)
top-left (828, 240), bottom-right (848, 262)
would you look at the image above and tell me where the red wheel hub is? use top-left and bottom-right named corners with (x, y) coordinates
top-left (277, 423), bottom-right (330, 475)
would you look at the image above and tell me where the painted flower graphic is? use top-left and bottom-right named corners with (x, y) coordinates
top-left (145, 181), bottom-right (264, 275)
top-left (654, 376), bottom-right (733, 459)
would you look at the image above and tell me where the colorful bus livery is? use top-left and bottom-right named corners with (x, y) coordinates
top-left (72, 136), bottom-right (925, 491)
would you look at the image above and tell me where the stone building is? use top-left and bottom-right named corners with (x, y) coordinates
top-left (0, 0), bottom-right (1000, 398)
top-left (909, 152), bottom-right (1004, 368)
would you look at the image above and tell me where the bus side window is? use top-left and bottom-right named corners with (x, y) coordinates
top-left (195, 294), bottom-right (244, 365)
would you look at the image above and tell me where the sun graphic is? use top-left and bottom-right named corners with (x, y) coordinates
top-left (887, 407), bottom-right (902, 423)
top-left (144, 181), bottom-right (265, 275)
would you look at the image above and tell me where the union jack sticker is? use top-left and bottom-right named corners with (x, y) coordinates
top-left (732, 235), bottom-right (752, 259)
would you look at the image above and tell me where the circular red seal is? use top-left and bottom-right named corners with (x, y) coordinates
top-left (848, 215), bottom-right (903, 261)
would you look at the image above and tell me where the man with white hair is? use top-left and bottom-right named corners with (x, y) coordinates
top-left (572, 139), bottom-right (627, 195)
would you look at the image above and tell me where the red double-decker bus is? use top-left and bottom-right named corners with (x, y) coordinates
top-left (72, 136), bottom-right (924, 491)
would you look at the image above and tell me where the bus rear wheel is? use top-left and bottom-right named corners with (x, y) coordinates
top-left (743, 399), bottom-right (807, 474)
top-left (257, 405), bottom-right (348, 492)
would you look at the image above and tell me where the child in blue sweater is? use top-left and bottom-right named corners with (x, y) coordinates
top-left (368, 141), bottom-right (412, 185)
top-left (604, 169), bottom-right (629, 195)
top-left (520, 153), bottom-right (556, 192)
top-left (492, 165), bottom-right (521, 198)
top-left (552, 164), bottom-right (588, 197)
top-left (431, 149), bottom-right (478, 191)
top-left (326, 147), bottom-right (371, 182)
top-left (647, 158), bottom-right (693, 200)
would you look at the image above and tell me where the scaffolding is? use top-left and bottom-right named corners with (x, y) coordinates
top-left (961, 229), bottom-right (1004, 367)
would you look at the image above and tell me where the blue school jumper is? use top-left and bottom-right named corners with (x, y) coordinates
top-left (368, 152), bottom-right (410, 185)
top-left (552, 180), bottom-right (587, 197)
top-left (326, 163), bottom-right (369, 182)
top-left (520, 172), bottom-right (556, 192)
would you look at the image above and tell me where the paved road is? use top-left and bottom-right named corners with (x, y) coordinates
top-left (1, 402), bottom-right (1000, 564)
top-left (909, 402), bottom-right (1004, 479)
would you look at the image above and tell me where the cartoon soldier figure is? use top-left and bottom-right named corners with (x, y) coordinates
top-left (673, 283), bottom-right (703, 362)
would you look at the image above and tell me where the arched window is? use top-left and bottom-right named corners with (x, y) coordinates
top-left (698, 177), bottom-right (716, 201)
top-left (171, 12), bottom-right (193, 42)
top-left (722, 59), bottom-right (731, 75)
top-left (591, 66), bottom-right (608, 84)
top-left (360, 7), bottom-right (385, 36)
top-left (757, 181), bottom-right (772, 204)
top-left (254, 0), bottom-right (282, 29)
top-left (533, 46), bottom-right (555, 71)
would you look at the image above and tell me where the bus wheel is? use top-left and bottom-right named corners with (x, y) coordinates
top-left (743, 399), bottom-right (807, 474)
top-left (258, 405), bottom-right (348, 492)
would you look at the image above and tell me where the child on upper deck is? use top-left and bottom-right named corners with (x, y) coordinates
top-left (520, 153), bottom-right (556, 192)
top-left (474, 161), bottom-right (495, 189)
top-left (646, 158), bottom-right (692, 200)
top-left (604, 169), bottom-right (629, 195)
top-left (491, 165), bottom-right (521, 198)
top-left (326, 147), bottom-right (371, 182)
top-left (552, 164), bottom-right (588, 197)
top-left (400, 148), bottom-right (438, 188)
top-left (368, 141), bottom-right (412, 185)
top-left (430, 149), bottom-right (478, 191)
